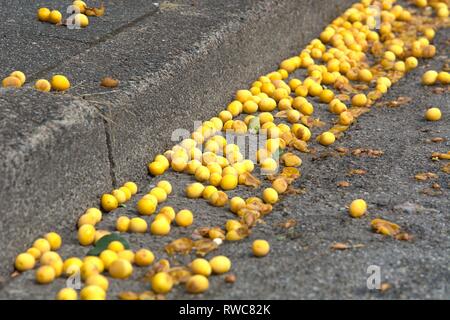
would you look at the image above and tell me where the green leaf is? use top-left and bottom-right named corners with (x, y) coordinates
top-left (248, 117), bottom-right (260, 134)
top-left (119, 204), bottom-right (127, 208)
top-left (86, 233), bottom-right (130, 256)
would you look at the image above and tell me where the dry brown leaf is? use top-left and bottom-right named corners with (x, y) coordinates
top-left (302, 116), bottom-right (326, 128)
top-left (142, 260), bottom-right (170, 282)
top-left (331, 242), bottom-right (350, 250)
top-left (431, 152), bottom-right (450, 160)
top-left (328, 124), bottom-right (350, 136)
top-left (225, 274), bottom-right (236, 283)
top-left (241, 210), bottom-right (260, 227)
top-left (284, 186), bottom-right (306, 195)
top-left (207, 227), bottom-right (225, 240)
top-left (337, 181), bottom-right (351, 187)
top-left (193, 227), bottom-right (210, 238)
top-left (290, 138), bottom-right (309, 153)
top-left (442, 163), bottom-right (450, 173)
top-left (383, 96), bottom-right (412, 108)
top-left (371, 218), bottom-right (401, 237)
top-left (239, 172), bottom-right (261, 188)
top-left (312, 151), bottom-right (339, 161)
top-left (430, 137), bottom-right (445, 143)
top-left (85, 3), bottom-right (105, 17)
top-left (348, 169), bottom-right (367, 176)
top-left (432, 86), bottom-right (449, 94)
top-left (353, 84), bottom-right (369, 91)
top-left (380, 283), bottom-right (392, 292)
top-left (420, 187), bottom-right (443, 196)
top-left (278, 219), bottom-right (297, 229)
top-left (347, 107), bottom-right (370, 118)
top-left (415, 172), bottom-right (438, 181)
top-left (193, 239), bottom-right (218, 256)
top-left (100, 77), bottom-right (119, 88)
top-left (351, 148), bottom-right (384, 157)
top-left (168, 267), bottom-right (191, 284)
top-left (234, 226), bottom-right (252, 239)
top-left (335, 147), bottom-right (349, 154)
top-left (245, 200), bottom-right (273, 216)
top-left (165, 238), bottom-right (193, 255)
top-left (335, 94), bottom-right (350, 101)
top-left (432, 183), bottom-right (441, 190)
top-left (274, 110), bottom-right (287, 118)
top-left (138, 291), bottom-right (157, 300)
top-left (280, 131), bottom-right (294, 145)
top-left (118, 291), bottom-right (139, 300)
top-left (281, 152), bottom-right (302, 167)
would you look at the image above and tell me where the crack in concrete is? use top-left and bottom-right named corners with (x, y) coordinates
top-left (103, 115), bottom-right (118, 189)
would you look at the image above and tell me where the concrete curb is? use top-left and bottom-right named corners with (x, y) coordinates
top-left (0, 0), bottom-right (356, 282)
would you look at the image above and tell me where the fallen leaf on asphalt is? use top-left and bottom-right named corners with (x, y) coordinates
top-left (414, 172), bottom-right (438, 181)
top-left (432, 183), bottom-right (441, 189)
top-left (225, 274), bottom-right (236, 283)
top-left (142, 259), bottom-right (170, 282)
top-left (353, 84), bottom-right (369, 91)
top-left (331, 242), bottom-right (365, 250)
top-left (193, 239), bottom-right (218, 256)
top-left (10, 271), bottom-right (19, 278)
top-left (335, 147), bottom-right (349, 154)
top-left (274, 111), bottom-right (287, 118)
top-left (290, 138), bottom-right (309, 153)
top-left (85, 3), bottom-right (105, 16)
top-left (331, 242), bottom-right (350, 250)
top-left (100, 77), bottom-right (119, 88)
top-left (241, 210), bottom-right (260, 227)
top-left (207, 227), bottom-right (225, 240)
top-left (278, 219), bottom-right (297, 229)
top-left (442, 163), bottom-right (450, 173)
top-left (348, 169), bottom-right (367, 176)
top-left (328, 124), bottom-right (349, 136)
top-left (352, 148), bottom-right (384, 157)
top-left (420, 187), bottom-right (443, 196)
top-left (244, 199), bottom-right (273, 215)
top-left (280, 131), bottom-right (294, 145)
top-left (335, 94), bottom-right (350, 101)
top-left (432, 87), bottom-right (449, 94)
top-left (284, 186), bottom-right (306, 195)
top-left (138, 291), bottom-right (157, 300)
top-left (348, 107), bottom-right (370, 118)
top-left (371, 218), bottom-right (400, 236)
top-left (395, 233), bottom-right (413, 241)
top-left (430, 137), bottom-right (445, 143)
top-left (337, 181), bottom-right (351, 187)
top-left (240, 172), bottom-right (261, 188)
top-left (248, 117), bottom-right (260, 134)
top-left (168, 267), bottom-right (191, 284)
top-left (380, 283), bottom-right (392, 292)
top-left (233, 226), bottom-right (252, 240)
top-left (431, 152), bottom-right (450, 160)
top-left (118, 291), bottom-right (139, 300)
top-left (383, 96), bottom-right (412, 108)
top-left (371, 219), bottom-right (411, 241)
top-left (301, 116), bottom-right (326, 128)
top-left (165, 238), bottom-right (193, 255)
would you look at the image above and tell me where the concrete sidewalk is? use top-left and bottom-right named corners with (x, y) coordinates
top-left (0, 0), bottom-right (355, 282)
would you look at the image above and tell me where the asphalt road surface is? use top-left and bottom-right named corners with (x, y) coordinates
top-left (0, 1), bottom-right (448, 299)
